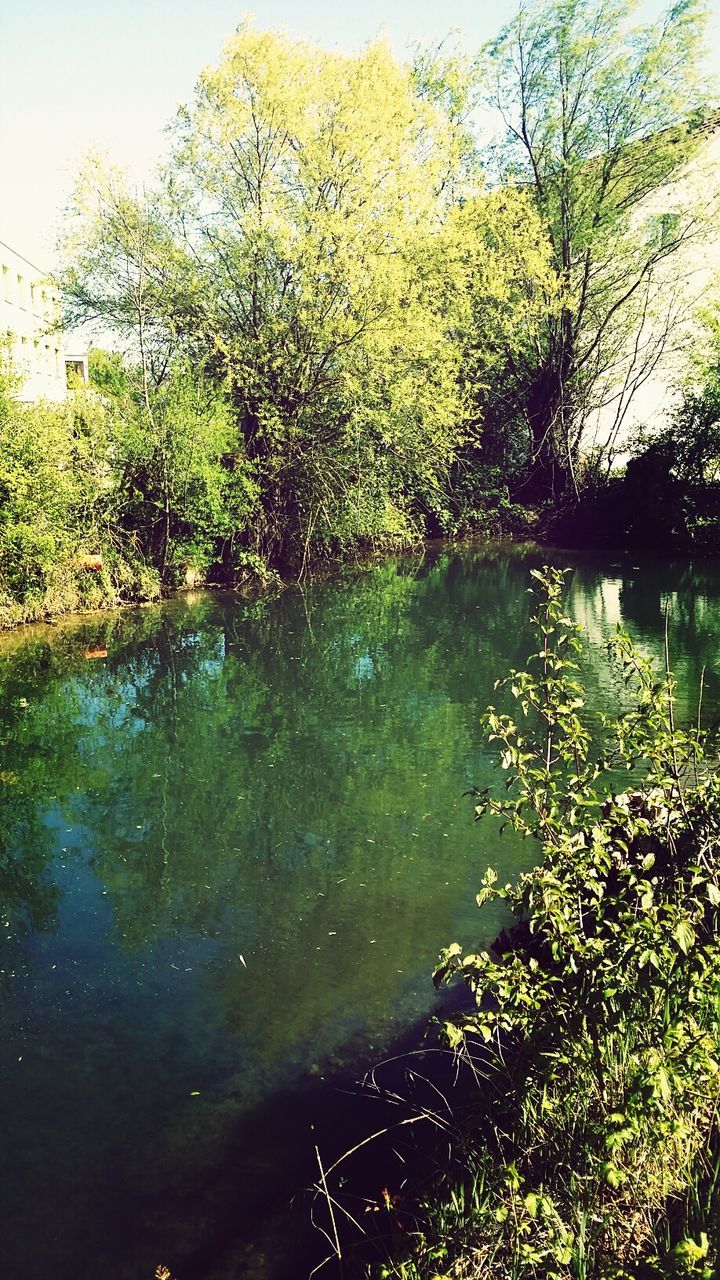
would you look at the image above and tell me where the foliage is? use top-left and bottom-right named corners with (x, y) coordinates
top-left (88, 347), bottom-right (130, 399)
top-left (576, 305), bottom-right (720, 553)
top-left (59, 35), bottom-right (459, 564)
top-left (98, 358), bottom-right (258, 581)
top-left (0, 345), bottom-right (163, 625)
top-left (482, 0), bottom-right (713, 500)
top-left (0, 372), bottom-right (106, 621)
top-left (391, 567), bottom-right (720, 1279)
top-left (630, 306), bottom-right (720, 552)
top-left (0, 335), bottom-right (21, 424)
top-left (0, 326), bottom-right (263, 620)
top-left (669, 309), bottom-right (720, 489)
top-left (443, 189), bottom-right (561, 517)
top-left (56, 26), bottom-right (564, 575)
top-left (0, 5), bottom-right (710, 619)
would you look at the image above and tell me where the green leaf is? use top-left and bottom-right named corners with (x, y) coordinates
top-left (601, 1162), bottom-right (625, 1189)
top-left (674, 919), bottom-right (696, 955)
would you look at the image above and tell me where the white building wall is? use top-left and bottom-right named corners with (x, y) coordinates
top-left (587, 124), bottom-right (720, 458)
top-left (0, 238), bottom-right (67, 401)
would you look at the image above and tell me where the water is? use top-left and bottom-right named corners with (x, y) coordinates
top-left (0, 545), bottom-right (719, 1280)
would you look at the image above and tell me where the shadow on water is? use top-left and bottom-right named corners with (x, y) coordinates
top-left (176, 983), bottom-right (474, 1280)
top-left (0, 546), bottom-right (719, 1278)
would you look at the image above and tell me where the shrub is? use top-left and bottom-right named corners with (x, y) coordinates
top-left (389, 568), bottom-right (720, 1280)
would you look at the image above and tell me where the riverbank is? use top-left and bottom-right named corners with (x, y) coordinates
top-left (6, 522), bottom-right (720, 639)
top-left (0, 534), bottom-right (542, 635)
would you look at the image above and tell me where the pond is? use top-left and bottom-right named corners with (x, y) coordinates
top-left (0, 545), bottom-right (719, 1280)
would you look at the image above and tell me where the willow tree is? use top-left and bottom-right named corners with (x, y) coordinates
top-left (162, 27), bottom-right (475, 565)
top-left (484, 0), bottom-right (712, 501)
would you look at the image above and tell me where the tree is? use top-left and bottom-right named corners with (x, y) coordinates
top-left (666, 306), bottom-right (720, 487)
top-left (58, 34), bottom-right (475, 567)
top-left (60, 169), bottom-right (257, 581)
top-left (617, 303), bottom-right (720, 551)
top-left (165, 26), bottom-right (471, 565)
top-left (483, 0), bottom-right (713, 501)
top-left (59, 27), bottom-right (564, 568)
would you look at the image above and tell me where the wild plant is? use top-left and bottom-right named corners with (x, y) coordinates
top-left (421, 567), bottom-right (720, 1279)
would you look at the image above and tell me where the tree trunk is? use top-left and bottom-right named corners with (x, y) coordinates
top-left (514, 311), bottom-right (578, 505)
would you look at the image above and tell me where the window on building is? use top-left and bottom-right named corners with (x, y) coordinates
top-left (65, 359), bottom-right (88, 388)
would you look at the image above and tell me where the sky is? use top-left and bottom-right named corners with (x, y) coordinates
top-left (1, 0), bottom-right (718, 271)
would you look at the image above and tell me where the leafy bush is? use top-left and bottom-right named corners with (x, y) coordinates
top-left (388, 568), bottom-right (720, 1280)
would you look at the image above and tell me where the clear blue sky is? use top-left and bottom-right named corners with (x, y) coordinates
top-left (1, 0), bottom-right (717, 270)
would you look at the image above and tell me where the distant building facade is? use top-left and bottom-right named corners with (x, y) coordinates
top-left (0, 239), bottom-right (88, 401)
top-left (588, 117), bottom-right (720, 459)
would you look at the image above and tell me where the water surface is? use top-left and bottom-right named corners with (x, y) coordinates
top-left (0, 546), bottom-right (719, 1279)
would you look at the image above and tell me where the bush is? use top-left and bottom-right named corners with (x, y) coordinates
top-left (387, 568), bottom-right (720, 1280)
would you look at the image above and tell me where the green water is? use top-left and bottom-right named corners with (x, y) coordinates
top-left (0, 545), bottom-right (719, 1279)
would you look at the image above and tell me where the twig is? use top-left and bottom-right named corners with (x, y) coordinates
top-left (314, 1139), bottom-right (343, 1275)
top-left (696, 664), bottom-right (706, 785)
top-left (321, 1115), bottom-right (432, 1180)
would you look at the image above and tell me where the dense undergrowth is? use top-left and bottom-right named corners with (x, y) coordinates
top-left (372, 568), bottom-right (720, 1280)
top-left (0, 342), bottom-right (539, 631)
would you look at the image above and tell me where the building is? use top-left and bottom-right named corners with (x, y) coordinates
top-left (0, 238), bottom-right (88, 401)
top-left (587, 116), bottom-right (720, 462)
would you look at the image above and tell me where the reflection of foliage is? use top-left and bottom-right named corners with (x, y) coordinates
top-left (0, 800), bottom-right (59, 945)
top-left (0, 553), bottom-right (717, 1023)
top-left (2, 554), bottom-right (720, 973)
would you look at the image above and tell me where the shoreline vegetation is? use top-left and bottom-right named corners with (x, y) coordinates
top-left (335, 568), bottom-right (720, 1280)
top-left (2, 0), bottom-right (720, 630)
top-left (0, 530), bottom-right (717, 639)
